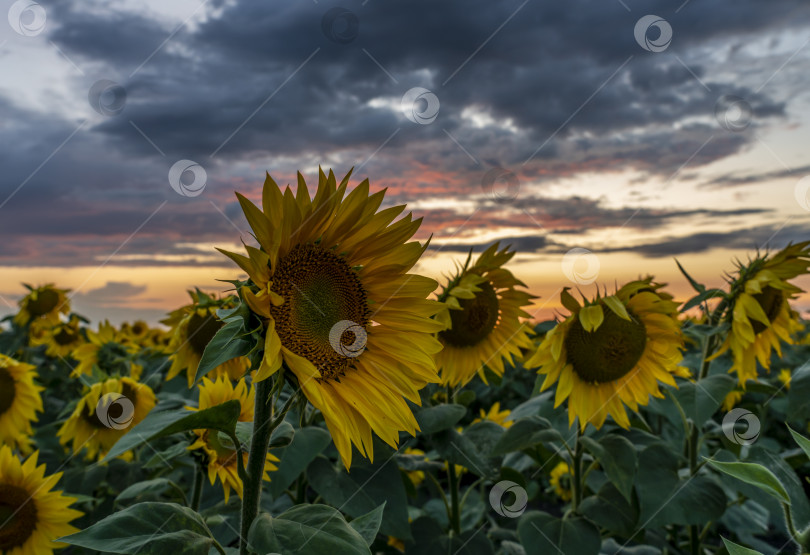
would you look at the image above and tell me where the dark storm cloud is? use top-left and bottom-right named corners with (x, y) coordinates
top-left (701, 164), bottom-right (810, 189)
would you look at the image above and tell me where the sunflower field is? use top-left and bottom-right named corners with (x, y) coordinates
top-left (2, 168), bottom-right (810, 555)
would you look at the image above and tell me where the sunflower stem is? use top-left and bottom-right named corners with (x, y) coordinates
top-left (239, 376), bottom-right (276, 555)
top-left (190, 464), bottom-right (204, 511)
top-left (445, 383), bottom-right (461, 536)
top-left (572, 426), bottom-right (584, 512)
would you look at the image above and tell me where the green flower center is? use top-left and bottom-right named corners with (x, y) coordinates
top-left (0, 484), bottom-right (37, 550)
top-left (270, 243), bottom-right (369, 381)
top-left (187, 311), bottom-right (222, 355)
top-left (26, 289), bottom-right (59, 317)
top-left (750, 285), bottom-right (784, 335)
top-left (439, 281), bottom-right (500, 347)
top-left (564, 307), bottom-right (647, 383)
top-left (0, 367), bottom-right (15, 416)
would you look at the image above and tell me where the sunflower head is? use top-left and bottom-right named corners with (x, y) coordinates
top-left (0, 354), bottom-right (44, 454)
top-left (71, 321), bottom-right (140, 379)
top-left (120, 320), bottom-right (150, 344)
top-left (525, 278), bottom-right (685, 431)
top-left (218, 168), bottom-right (443, 468)
top-left (13, 284), bottom-right (70, 327)
top-left (434, 243), bottom-right (535, 387)
top-left (29, 315), bottom-right (85, 359)
top-left (549, 461), bottom-right (573, 501)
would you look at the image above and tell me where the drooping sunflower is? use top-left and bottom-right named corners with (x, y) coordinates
top-left (525, 278), bottom-right (685, 430)
top-left (0, 446), bottom-right (83, 555)
top-left (71, 321), bottom-right (140, 379)
top-left (57, 376), bottom-right (155, 461)
top-left (0, 354), bottom-right (44, 455)
top-left (712, 242), bottom-right (810, 385)
top-left (13, 284), bottom-right (70, 327)
top-left (28, 316), bottom-right (85, 359)
top-left (188, 376), bottom-right (278, 503)
top-left (219, 168), bottom-right (443, 468)
top-left (164, 291), bottom-right (249, 387)
top-left (434, 243), bottom-right (535, 387)
top-left (549, 461), bottom-right (573, 502)
top-left (471, 401), bottom-right (513, 428)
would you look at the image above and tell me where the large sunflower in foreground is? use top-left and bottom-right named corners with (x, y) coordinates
top-left (29, 316), bottom-right (85, 359)
top-left (188, 377), bottom-right (278, 502)
top-left (163, 291), bottom-right (249, 387)
top-left (0, 354), bottom-right (44, 454)
top-left (525, 278), bottom-right (685, 430)
top-left (434, 243), bottom-right (535, 387)
top-left (13, 284), bottom-right (70, 327)
top-left (219, 168), bottom-right (443, 468)
top-left (57, 377), bottom-right (155, 461)
top-left (712, 241), bottom-right (810, 385)
top-left (71, 321), bottom-right (140, 379)
top-left (0, 446), bottom-right (82, 555)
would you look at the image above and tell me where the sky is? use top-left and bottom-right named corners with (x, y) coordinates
top-left (1, 0), bottom-right (810, 325)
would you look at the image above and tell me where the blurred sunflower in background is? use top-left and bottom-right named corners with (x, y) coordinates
top-left (29, 316), bottom-right (85, 359)
top-left (0, 446), bottom-right (83, 555)
top-left (549, 461), bottom-right (573, 501)
top-left (164, 291), bottom-right (249, 387)
top-left (119, 320), bottom-right (150, 345)
top-left (0, 354), bottom-right (44, 455)
top-left (219, 168), bottom-right (443, 468)
top-left (188, 376), bottom-right (278, 502)
top-left (526, 278), bottom-right (685, 430)
top-left (57, 376), bottom-right (155, 461)
top-left (434, 243), bottom-right (534, 387)
top-left (471, 402), bottom-right (513, 428)
top-left (400, 447), bottom-right (426, 488)
top-left (71, 321), bottom-right (141, 379)
top-left (713, 241), bottom-right (810, 385)
top-left (13, 284), bottom-right (70, 327)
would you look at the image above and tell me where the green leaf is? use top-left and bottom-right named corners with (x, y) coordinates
top-left (415, 404), bottom-right (466, 434)
top-left (721, 537), bottom-right (766, 555)
top-left (404, 517), bottom-right (495, 555)
top-left (517, 511), bottom-right (601, 555)
top-left (269, 427), bottom-right (332, 498)
top-left (103, 400), bottom-right (241, 462)
top-left (59, 502), bottom-right (214, 554)
top-left (705, 459), bottom-right (791, 505)
top-left (492, 416), bottom-right (562, 455)
top-left (788, 365), bottom-right (810, 421)
top-left (579, 434), bottom-right (637, 503)
top-left (115, 478), bottom-right (182, 504)
top-left (268, 420), bottom-right (295, 449)
top-left (247, 505), bottom-right (371, 555)
top-left (194, 318), bottom-right (252, 383)
top-left (672, 374), bottom-right (736, 424)
top-left (432, 427), bottom-right (499, 479)
top-left (349, 503), bottom-right (386, 546)
top-left (676, 259), bottom-right (705, 293)
top-left (787, 424), bottom-right (810, 461)
top-left (578, 482), bottom-right (638, 537)
top-left (681, 288), bottom-right (727, 312)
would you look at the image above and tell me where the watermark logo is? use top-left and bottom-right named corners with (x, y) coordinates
top-left (634, 15), bottom-right (672, 52)
top-left (321, 7), bottom-right (359, 44)
top-left (714, 95), bottom-right (752, 132)
top-left (481, 167), bottom-right (520, 202)
top-left (401, 87), bottom-right (440, 125)
top-left (489, 480), bottom-right (527, 518)
top-left (88, 80), bottom-right (127, 117)
top-left (168, 160), bottom-right (207, 197)
top-left (722, 408), bottom-right (760, 445)
top-left (561, 248), bottom-right (600, 285)
top-left (795, 175), bottom-right (810, 211)
top-left (8, 0), bottom-right (46, 36)
top-left (329, 320), bottom-right (367, 358)
top-left (95, 393), bottom-right (135, 430)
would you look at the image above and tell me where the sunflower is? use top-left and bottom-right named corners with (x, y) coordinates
top-left (70, 321), bottom-right (141, 380)
top-left (471, 402), bottom-right (513, 428)
top-left (0, 354), bottom-right (44, 455)
top-left (400, 447), bottom-right (426, 488)
top-left (164, 292), bottom-right (249, 387)
top-left (713, 242), bottom-right (810, 385)
top-left (0, 446), bottom-right (82, 555)
top-left (722, 390), bottom-right (743, 412)
top-left (525, 278), bottom-right (685, 431)
top-left (28, 316), bottom-right (85, 359)
top-left (188, 377), bottom-right (278, 503)
top-left (549, 461), bottom-right (573, 502)
top-left (120, 320), bottom-right (150, 345)
top-left (434, 243), bottom-right (535, 387)
top-left (13, 284), bottom-right (70, 327)
top-left (57, 376), bottom-right (155, 461)
top-left (219, 168), bottom-right (443, 468)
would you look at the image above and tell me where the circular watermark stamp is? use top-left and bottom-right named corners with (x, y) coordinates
top-left (481, 167), bottom-right (520, 202)
top-left (321, 7), bottom-right (359, 44)
top-left (722, 408), bottom-right (760, 445)
top-left (8, 0), bottom-right (46, 36)
top-left (88, 80), bottom-right (127, 117)
top-left (489, 480), bottom-right (527, 518)
top-left (634, 15), bottom-right (672, 53)
top-left (714, 95), bottom-right (752, 132)
top-left (329, 320), bottom-right (367, 358)
top-left (561, 248), bottom-right (600, 285)
top-left (401, 87), bottom-right (440, 125)
top-left (95, 393), bottom-right (135, 430)
top-left (168, 160), bottom-right (207, 197)
top-left (795, 175), bottom-right (810, 211)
